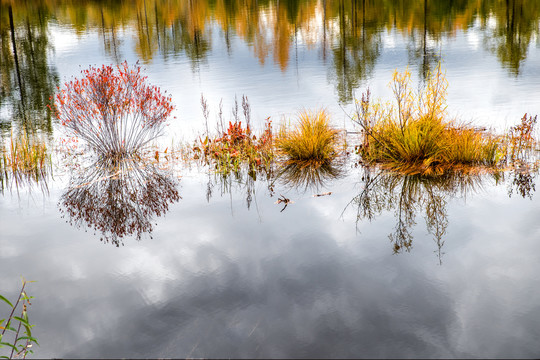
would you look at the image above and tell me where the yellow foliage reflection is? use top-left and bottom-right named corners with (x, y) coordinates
top-left (4, 0), bottom-right (538, 74)
top-left (2, 0), bottom-right (538, 125)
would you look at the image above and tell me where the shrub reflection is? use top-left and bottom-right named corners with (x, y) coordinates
top-left (59, 158), bottom-right (180, 246)
top-left (507, 162), bottom-right (538, 200)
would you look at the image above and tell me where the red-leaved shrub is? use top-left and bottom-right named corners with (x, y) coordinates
top-left (52, 62), bottom-right (174, 159)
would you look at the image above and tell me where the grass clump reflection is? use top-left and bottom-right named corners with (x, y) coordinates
top-left (353, 65), bottom-right (505, 174)
top-left (276, 160), bottom-right (343, 192)
top-left (0, 130), bottom-right (51, 193)
top-left (346, 168), bottom-right (486, 263)
top-left (346, 162), bottom-right (539, 263)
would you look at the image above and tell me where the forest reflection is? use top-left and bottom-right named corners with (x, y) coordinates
top-left (1, 0), bottom-right (538, 124)
top-left (0, 2), bottom-right (58, 134)
top-left (59, 158), bottom-right (180, 246)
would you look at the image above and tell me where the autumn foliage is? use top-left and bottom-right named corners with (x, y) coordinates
top-left (193, 118), bottom-right (274, 176)
top-left (354, 65), bottom-right (503, 174)
top-left (52, 62), bottom-right (174, 159)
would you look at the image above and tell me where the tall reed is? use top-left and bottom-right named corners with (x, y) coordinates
top-left (0, 279), bottom-right (37, 359)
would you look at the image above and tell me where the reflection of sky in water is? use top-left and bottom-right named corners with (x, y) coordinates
top-left (1, 171), bottom-right (540, 357)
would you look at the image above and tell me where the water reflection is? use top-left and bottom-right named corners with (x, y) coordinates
top-left (204, 167), bottom-right (274, 212)
top-left (275, 159), bottom-right (344, 192)
top-left (201, 158), bottom-right (344, 212)
top-left (59, 159), bottom-right (180, 246)
top-left (0, 1), bottom-right (59, 133)
top-left (329, 0), bottom-right (382, 102)
top-left (483, 0), bottom-right (540, 75)
top-left (508, 161), bottom-right (539, 199)
top-left (3, 0), bottom-right (537, 111)
top-left (346, 168), bottom-right (489, 263)
top-left (202, 158), bottom-right (539, 259)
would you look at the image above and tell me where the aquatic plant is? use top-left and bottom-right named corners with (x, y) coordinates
top-left (275, 160), bottom-right (343, 191)
top-left (275, 109), bottom-right (341, 164)
top-left (353, 65), bottom-right (504, 174)
top-left (51, 62), bottom-right (174, 160)
top-left (0, 279), bottom-right (37, 359)
top-left (194, 96), bottom-right (274, 178)
top-left (1, 131), bottom-right (51, 192)
top-left (507, 113), bottom-right (538, 163)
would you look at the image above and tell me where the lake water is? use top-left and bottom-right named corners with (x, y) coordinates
top-left (1, 0), bottom-right (540, 358)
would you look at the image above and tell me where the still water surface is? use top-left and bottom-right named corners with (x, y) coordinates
top-left (1, 0), bottom-right (540, 357)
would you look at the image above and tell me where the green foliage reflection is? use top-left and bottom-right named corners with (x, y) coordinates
top-left (0, 1), bottom-right (59, 133)
top-left (3, 0), bottom-right (538, 109)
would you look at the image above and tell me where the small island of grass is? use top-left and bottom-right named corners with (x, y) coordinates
top-left (351, 65), bottom-right (537, 175)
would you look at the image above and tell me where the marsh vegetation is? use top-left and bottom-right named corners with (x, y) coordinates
top-left (0, 130), bottom-right (51, 193)
top-left (2, 0), bottom-right (540, 358)
top-left (352, 66), bottom-right (504, 174)
top-left (0, 279), bottom-right (37, 359)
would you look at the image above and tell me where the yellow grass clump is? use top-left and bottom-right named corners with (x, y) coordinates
top-left (353, 65), bottom-right (505, 174)
top-left (1, 130), bottom-right (51, 189)
top-left (276, 109), bottom-right (341, 166)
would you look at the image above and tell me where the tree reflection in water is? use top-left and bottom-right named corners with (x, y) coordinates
top-left (59, 158), bottom-right (180, 246)
top-left (345, 168), bottom-right (488, 263)
top-left (1, 1), bottom-right (59, 133)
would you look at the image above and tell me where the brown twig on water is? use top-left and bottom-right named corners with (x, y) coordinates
top-left (275, 194), bottom-right (293, 212)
